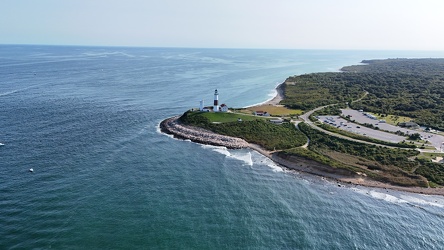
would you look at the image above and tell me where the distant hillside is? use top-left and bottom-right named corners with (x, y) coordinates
top-left (281, 58), bottom-right (444, 130)
top-left (342, 58), bottom-right (444, 75)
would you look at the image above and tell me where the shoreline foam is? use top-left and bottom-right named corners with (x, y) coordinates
top-left (244, 82), bottom-right (284, 108)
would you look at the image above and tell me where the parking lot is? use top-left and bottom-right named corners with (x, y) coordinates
top-left (318, 115), bottom-right (406, 144)
top-left (337, 109), bottom-right (444, 151)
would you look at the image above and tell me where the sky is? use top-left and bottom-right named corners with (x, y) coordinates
top-left (1, 0), bottom-right (444, 50)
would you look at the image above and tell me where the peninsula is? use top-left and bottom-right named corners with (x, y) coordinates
top-left (161, 59), bottom-right (444, 195)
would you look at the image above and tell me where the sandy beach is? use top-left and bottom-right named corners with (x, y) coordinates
top-left (263, 83), bottom-right (284, 106)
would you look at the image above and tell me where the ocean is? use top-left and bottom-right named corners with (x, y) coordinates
top-left (1, 45), bottom-right (444, 249)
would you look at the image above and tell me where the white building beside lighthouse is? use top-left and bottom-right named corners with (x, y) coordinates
top-left (199, 100), bottom-right (204, 111)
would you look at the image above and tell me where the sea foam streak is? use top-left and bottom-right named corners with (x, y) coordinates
top-left (229, 151), bottom-right (253, 166)
top-left (251, 151), bottom-right (283, 172)
top-left (351, 188), bottom-right (408, 204)
top-left (244, 83), bottom-right (280, 108)
top-left (201, 145), bottom-right (284, 170)
top-left (351, 187), bottom-right (444, 209)
top-left (201, 145), bottom-right (253, 166)
top-left (201, 144), bottom-right (231, 157)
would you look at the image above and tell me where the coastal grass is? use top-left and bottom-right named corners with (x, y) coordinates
top-left (297, 122), bottom-right (430, 187)
top-left (374, 113), bottom-right (413, 125)
top-left (415, 162), bottom-right (444, 186)
top-left (417, 152), bottom-right (444, 161)
top-left (243, 105), bottom-right (303, 117)
top-left (180, 111), bottom-right (307, 150)
top-left (198, 111), bottom-right (266, 123)
top-left (281, 147), bottom-right (352, 170)
top-left (207, 120), bottom-right (307, 150)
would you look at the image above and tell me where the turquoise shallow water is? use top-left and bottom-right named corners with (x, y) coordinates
top-left (1, 45), bottom-right (444, 249)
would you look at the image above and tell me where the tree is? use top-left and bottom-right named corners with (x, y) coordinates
top-left (408, 133), bottom-right (421, 141)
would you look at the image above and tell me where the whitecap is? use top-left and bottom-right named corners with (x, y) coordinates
top-left (350, 186), bottom-right (444, 208)
top-left (82, 51), bottom-right (135, 58)
top-left (201, 144), bottom-right (231, 157)
top-left (228, 151), bottom-right (253, 166)
top-left (253, 153), bottom-right (283, 172)
top-left (365, 190), bottom-right (408, 204)
top-left (0, 90), bottom-right (19, 97)
top-left (265, 162), bottom-right (283, 172)
top-left (200, 145), bottom-right (254, 166)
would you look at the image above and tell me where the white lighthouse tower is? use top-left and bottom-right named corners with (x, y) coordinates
top-left (199, 100), bottom-right (204, 111)
top-left (213, 89), bottom-right (219, 112)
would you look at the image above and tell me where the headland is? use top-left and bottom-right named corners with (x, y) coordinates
top-left (160, 59), bottom-right (444, 195)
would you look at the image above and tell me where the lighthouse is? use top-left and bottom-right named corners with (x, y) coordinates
top-left (213, 89), bottom-right (219, 112)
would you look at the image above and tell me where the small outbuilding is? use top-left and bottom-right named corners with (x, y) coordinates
top-left (270, 118), bottom-right (283, 124)
top-left (220, 104), bottom-right (229, 112)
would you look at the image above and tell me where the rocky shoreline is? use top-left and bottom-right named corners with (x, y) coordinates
top-left (160, 116), bottom-right (249, 149)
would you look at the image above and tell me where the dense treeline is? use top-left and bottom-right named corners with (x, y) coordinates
top-left (282, 59), bottom-right (444, 130)
top-left (180, 111), bottom-right (307, 150)
top-left (281, 74), bottom-right (363, 110)
top-left (342, 58), bottom-right (444, 75)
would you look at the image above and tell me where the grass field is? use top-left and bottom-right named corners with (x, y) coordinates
top-left (417, 152), bottom-right (444, 161)
top-left (198, 112), bottom-right (267, 123)
top-left (372, 113), bottom-right (413, 125)
top-left (240, 105), bottom-right (303, 117)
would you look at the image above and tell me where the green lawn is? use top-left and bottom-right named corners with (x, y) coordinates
top-left (198, 112), bottom-right (267, 123)
top-left (372, 113), bottom-right (414, 125)
top-left (243, 105), bottom-right (303, 117)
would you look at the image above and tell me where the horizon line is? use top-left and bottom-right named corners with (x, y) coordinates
top-left (1, 43), bottom-right (444, 52)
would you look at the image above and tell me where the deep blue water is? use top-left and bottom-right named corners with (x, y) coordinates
top-left (1, 45), bottom-right (444, 249)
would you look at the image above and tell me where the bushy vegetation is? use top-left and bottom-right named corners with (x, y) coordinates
top-left (180, 111), bottom-right (307, 150)
top-left (281, 75), bottom-right (363, 110)
top-left (297, 122), bottom-right (429, 187)
top-left (416, 159), bottom-right (444, 186)
top-left (207, 120), bottom-right (307, 150)
top-left (312, 105), bottom-right (343, 116)
top-left (282, 59), bottom-right (444, 130)
top-left (280, 147), bottom-right (352, 170)
top-left (415, 161), bottom-right (444, 186)
top-left (298, 123), bottom-right (419, 170)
